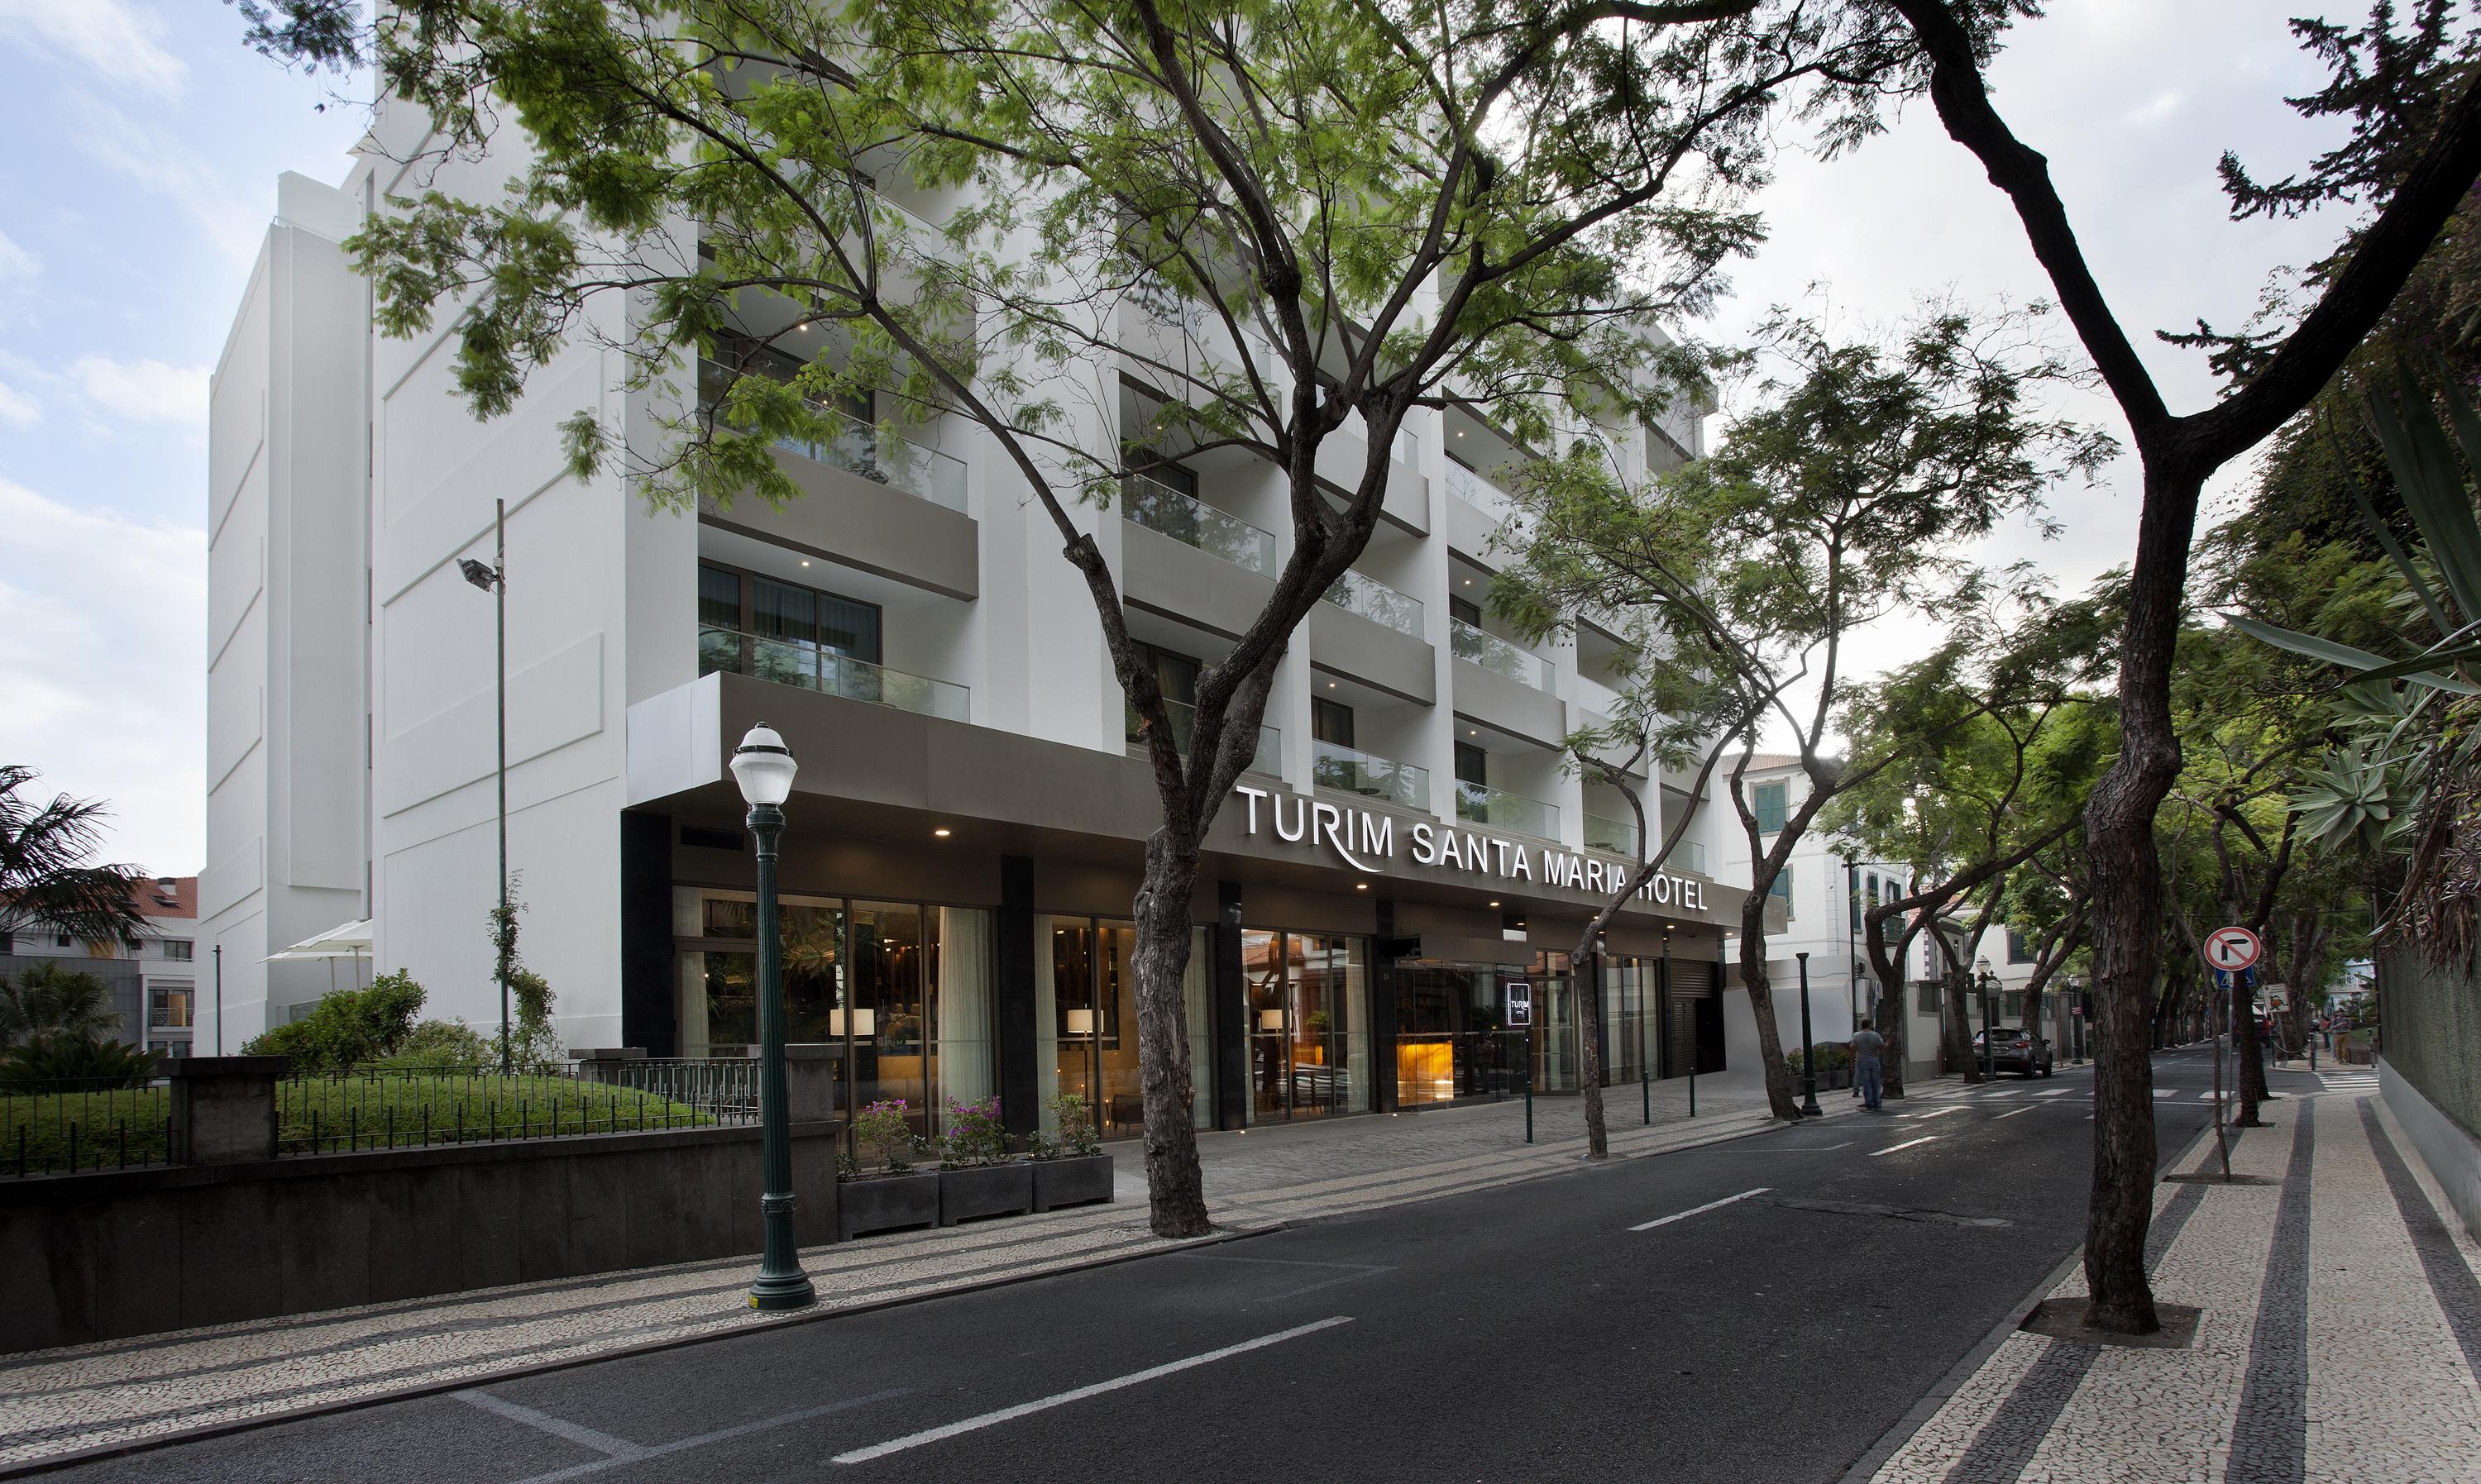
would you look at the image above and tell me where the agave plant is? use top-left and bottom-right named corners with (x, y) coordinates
top-left (2232, 365), bottom-right (2481, 955)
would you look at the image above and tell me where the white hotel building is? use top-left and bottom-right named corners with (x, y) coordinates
top-left (202, 125), bottom-right (1757, 1140)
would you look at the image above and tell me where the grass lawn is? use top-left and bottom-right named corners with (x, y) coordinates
top-left (2, 1073), bottom-right (718, 1175)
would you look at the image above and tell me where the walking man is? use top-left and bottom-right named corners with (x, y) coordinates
top-left (1851, 1019), bottom-right (1886, 1112)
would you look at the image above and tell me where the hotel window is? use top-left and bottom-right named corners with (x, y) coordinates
top-left (1750, 780), bottom-right (1787, 835)
top-left (1917, 981), bottom-right (1942, 1014)
top-left (1453, 741), bottom-right (1488, 788)
top-left (1037, 916), bottom-right (1214, 1136)
top-left (2007, 927), bottom-right (2034, 964)
top-left (163, 939), bottom-right (194, 962)
top-left (1449, 594), bottom-right (1483, 627)
top-left (150, 985), bottom-right (194, 1028)
top-left (698, 561), bottom-right (883, 663)
top-left (1312, 698), bottom-right (1355, 748)
top-left (1767, 867), bottom-right (1793, 919)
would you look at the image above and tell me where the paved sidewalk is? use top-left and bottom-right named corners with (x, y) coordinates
top-left (0, 1076), bottom-right (1800, 1471)
top-left (1859, 1070), bottom-right (2481, 1484)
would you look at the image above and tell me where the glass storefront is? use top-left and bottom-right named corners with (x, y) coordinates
top-left (1240, 931), bottom-right (1370, 1122)
top-left (1393, 952), bottom-right (1680, 1105)
top-left (675, 889), bottom-right (992, 1137)
top-left (1037, 917), bottom-right (1214, 1135)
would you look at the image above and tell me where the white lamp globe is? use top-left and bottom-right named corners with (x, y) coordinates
top-left (730, 723), bottom-right (799, 806)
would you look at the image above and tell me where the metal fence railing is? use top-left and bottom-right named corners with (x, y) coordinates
top-left (276, 1062), bottom-right (745, 1156)
top-left (2, 1078), bottom-right (171, 1176)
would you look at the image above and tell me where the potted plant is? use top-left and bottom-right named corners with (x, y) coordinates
top-left (1031, 1093), bottom-right (1116, 1212)
top-left (936, 1097), bottom-right (1033, 1225)
top-left (838, 1100), bottom-right (940, 1239)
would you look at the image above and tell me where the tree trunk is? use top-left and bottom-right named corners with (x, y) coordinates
top-left (2077, 462), bottom-right (2207, 1337)
top-left (1942, 976), bottom-right (1980, 1083)
top-left (1577, 949), bottom-right (1608, 1157)
top-left (1875, 974), bottom-right (1908, 1099)
top-left (1131, 828), bottom-right (1212, 1238)
top-left (2232, 974), bottom-right (2268, 1127)
top-left (1739, 899), bottom-right (1800, 1120)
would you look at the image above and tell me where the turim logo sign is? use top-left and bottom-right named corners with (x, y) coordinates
top-left (1231, 785), bottom-right (1709, 912)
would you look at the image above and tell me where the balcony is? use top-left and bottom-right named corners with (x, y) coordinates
top-left (699, 360), bottom-right (964, 513)
top-left (1121, 475), bottom-right (1276, 576)
top-left (1583, 809), bottom-right (1640, 857)
top-left (700, 626), bottom-right (968, 723)
top-left (1451, 618), bottom-right (1549, 691)
top-left (1575, 672), bottom-right (1625, 720)
top-left (1455, 781), bottom-right (1559, 841)
top-left (1663, 839), bottom-right (1707, 876)
top-left (1312, 742), bottom-right (1430, 811)
top-left (1126, 697), bottom-right (1279, 775)
top-left (1322, 570), bottom-right (1422, 637)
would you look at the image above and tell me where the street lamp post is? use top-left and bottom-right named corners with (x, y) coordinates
top-left (459, 500), bottom-right (511, 1072)
top-left (731, 722), bottom-right (816, 1312)
top-left (2064, 972), bottom-right (2082, 1063)
top-left (1796, 952), bottom-right (1822, 1118)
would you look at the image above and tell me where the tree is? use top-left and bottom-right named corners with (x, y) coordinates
top-left (351, 0), bottom-right (1929, 1234)
top-left (0, 766), bottom-right (148, 952)
top-left (1831, 610), bottom-right (2113, 1091)
top-left (241, 971), bottom-right (428, 1073)
top-left (0, 961), bottom-right (123, 1053)
top-left (1499, 304), bottom-right (2107, 1121)
top-left (1880, 0), bottom-right (2481, 1335)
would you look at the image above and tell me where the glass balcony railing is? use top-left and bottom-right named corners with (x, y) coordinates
top-left (1321, 570), bottom-right (1423, 637)
top-left (1312, 741), bottom-right (1430, 810)
top-left (1126, 697), bottom-right (1279, 775)
top-left (1451, 617), bottom-right (1550, 691)
top-left (1121, 475), bottom-right (1277, 576)
top-left (698, 360), bottom-right (966, 512)
top-left (1584, 809), bottom-right (1640, 857)
top-left (699, 625), bottom-right (969, 723)
top-left (1661, 839), bottom-right (1707, 876)
top-left (1444, 459), bottom-right (1509, 517)
top-left (1455, 781), bottom-right (1559, 841)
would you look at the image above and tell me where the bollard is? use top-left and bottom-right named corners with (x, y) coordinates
top-left (1523, 1032), bottom-right (1534, 1144)
top-left (1642, 1062), bottom-right (1651, 1126)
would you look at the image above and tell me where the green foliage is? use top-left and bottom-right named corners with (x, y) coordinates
top-left (1049, 1093), bottom-right (1102, 1158)
top-left (374, 1018), bottom-right (493, 1071)
top-left (0, 765), bottom-right (148, 949)
top-left (484, 879), bottom-right (565, 1070)
top-left (0, 960), bottom-right (122, 1052)
top-left (241, 971), bottom-right (428, 1073)
top-left (852, 1100), bottom-right (917, 1174)
top-left (940, 1097), bottom-right (1011, 1167)
top-left (0, 1033), bottom-right (159, 1092)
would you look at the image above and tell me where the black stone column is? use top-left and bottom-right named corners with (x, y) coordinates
top-left (618, 811), bottom-right (676, 1056)
top-left (997, 855), bottom-right (1039, 1140)
top-left (1213, 880), bottom-right (1247, 1130)
top-left (1370, 899), bottom-right (1399, 1114)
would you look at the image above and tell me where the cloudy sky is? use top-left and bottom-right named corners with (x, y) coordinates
top-left (0, 2), bottom-right (2371, 871)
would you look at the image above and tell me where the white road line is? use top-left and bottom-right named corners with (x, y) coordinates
top-left (1917, 1106), bottom-right (1967, 1119)
top-left (1628, 1187), bottom-right (1771, 1232)
top-left (1871, 1135), bottom-right (1939, 1157)
top-left (1996, 1106), bottom-right (2037, 1119)
top-left (2152, 1088), bottom-right (2177, 1099)
top-left (832, 1319), bottom-right (1354, 1464)
top-left (2034, 1087), bottom-right (2075, 1098)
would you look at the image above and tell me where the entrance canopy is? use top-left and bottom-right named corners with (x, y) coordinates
top-left (264, 919), bottom-right (375, 962)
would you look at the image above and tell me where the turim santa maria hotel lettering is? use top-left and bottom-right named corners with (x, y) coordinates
top-left (1232, 785), bottom-right (1709, 910)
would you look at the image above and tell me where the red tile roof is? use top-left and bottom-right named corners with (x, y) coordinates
top-left (131, 876), bottom-right (196, 920)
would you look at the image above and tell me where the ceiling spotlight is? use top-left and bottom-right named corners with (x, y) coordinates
top-left (1355, 882), bottom-right (1369, 891)
top-left (801, 559), bottom-right (810, 566)
top-left (934, 828), bottom-right (952, 837)
top-left (1489, 899), bottom-right (1501, 908)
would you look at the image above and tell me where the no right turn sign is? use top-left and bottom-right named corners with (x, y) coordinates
top-left (2204, 926), bottom-right (2262, 973)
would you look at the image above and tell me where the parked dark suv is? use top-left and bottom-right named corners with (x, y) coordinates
top-left (1971, 1029), bottom-right (2055, 1077)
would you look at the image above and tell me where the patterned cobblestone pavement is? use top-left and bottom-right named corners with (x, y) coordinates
top-left (0, 1077), bottom-right (1801, 1469)
top-left (1861, 1071), bottom-right (2481, 1484)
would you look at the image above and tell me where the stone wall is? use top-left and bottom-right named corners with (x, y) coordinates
top-left (2380, 946), bottom-right (2481, 1139)
top-left (0, 1121), bottom-right (839, 1353)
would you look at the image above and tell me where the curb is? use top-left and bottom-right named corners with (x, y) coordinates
top-left (0, 1221), bottom-right (1283, 1481)
top-left (1830, 1113), bottom-right (2226, 1484)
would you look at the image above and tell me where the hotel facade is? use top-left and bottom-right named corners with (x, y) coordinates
top-left (203, 125), bottom-right (1756, 1141)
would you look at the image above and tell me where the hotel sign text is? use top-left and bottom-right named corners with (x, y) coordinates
top-left (1233, 785), bottom-right (1709, 912)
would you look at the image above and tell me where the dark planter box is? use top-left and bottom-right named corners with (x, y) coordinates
top-left (1824, 1069), bottom-right (1852, 1090)
top-left (1032, 1154), bottom-right (1115, 1212)
top-left (939, 1162), bottom-right (1035, 1225)
top-left (839, 1170), bottom-right (940, 1238)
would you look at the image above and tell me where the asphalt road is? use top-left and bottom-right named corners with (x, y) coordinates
top-left (51, 1049), bottom-right (2298, 1484)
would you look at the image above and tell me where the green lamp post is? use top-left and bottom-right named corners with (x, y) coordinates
top-left (731, 722), bottom-right (816, 1311)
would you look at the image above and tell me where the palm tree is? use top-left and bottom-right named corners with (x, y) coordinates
top-left (0, 960), bottom-right (122, 1052)
top-left (0, 766), bottom-right (146, 949)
